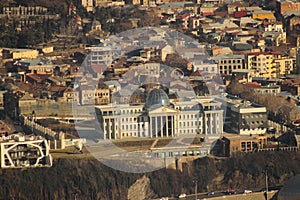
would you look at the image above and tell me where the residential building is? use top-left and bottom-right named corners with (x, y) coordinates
top-left (126, 0), bottom-right (141, 5)
top-left (263, 21), bottom-right (284, 32)
top-left (0, 133), bottom-right (52, 168)
top-left (176, 13), bottom-right (190, 30)
top-left (81, 0), bottom-right (94, 12)
top-left (276, 0), bottom-right (300, 15)
top-left (91, 20), bottom-right (101, 31)
top-left (193, 59), bottom-right (218, 74)
top-left (79, 85), bottom-right (96, 105)
top-left (2, 48), bottom-right (39, 59)
top-left (263, 31), bottom-right (287, 46)
top-left (189, 16), bottom-right (200, 31)
top-left (36, 46), bottom-right (54, 54)
top-left (0, 91), bottom-right (7, 109)
top-left (273, 54), bottom-right (295, 76)
top-left (296, 48), bottom-right (300, 74)
top-left (287, 14), bottom-right (300, 31)
top-left (17, 58), bottom-right (55, 74)
top-left (252, 85), bottom-right (281, 95)
top-left (157, 2), bottom-right (197, 14)
top-left (232, 69), bottom-right (253, 83)
top-left (247, 52), bottom-right (294, 78)
top-left (86, 46), bottom-right (114, 67)
top-left (95, 86), bottom-right (110, 105)
top-left (3, 6), bottom-right (48, 16)
top-left (247, 52), bottom-right (276, 78)
top-left (199, 5), bottom-right (218, 17)
top-left (218, 134), bottom-right (268, 156)
top-left (252, 10), bottom-right (276, 21)
top-left (200, 0), bottom-right (224, 5)
top-left (61, 87), bottom-right (80, 104)
top-left (212, 54), bottom-right (246, 75)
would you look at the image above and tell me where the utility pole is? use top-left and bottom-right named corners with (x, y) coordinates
top-left (195, 180), bottom-right (197, 200)
top-left (265, 169), bottom-right (268, 200)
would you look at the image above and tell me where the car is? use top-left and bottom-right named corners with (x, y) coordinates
top-left (178, 193), bottom-right (186, 198)
top-left (226, 189), bottom-right (236, 195)
top-left (207, 191), bottom-right (215, 195)
top-left (244, 190), bottom-right (252, 194)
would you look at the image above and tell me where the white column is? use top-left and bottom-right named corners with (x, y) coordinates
top-left (108, 119), bottom-right (111, 140)
top-left (166, 115), bottom-right (169, 137)
top-left (171, 115), bottom-right (174, 136)
top-left (150, 117), bottom-right (152, 138)
top-left (155, 116), bottom-right (158, 138)
top-left (161, 116), bottom-right (164, 137)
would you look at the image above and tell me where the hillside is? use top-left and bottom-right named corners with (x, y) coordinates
top-left (0, 151), bottom-right (299, 199)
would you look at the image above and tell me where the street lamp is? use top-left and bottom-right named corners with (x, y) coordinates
top-left (194, 179), bottom-right (198, 200)
top-left (264, 169), bottom-right (268, 200)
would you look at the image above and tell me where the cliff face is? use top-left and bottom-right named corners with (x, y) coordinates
top-left (0, 158), bottom-right (141, 200)
top-left (0, 151), bottom-right (299, 200)
top-left (127, 175), bottom-right (156, 200)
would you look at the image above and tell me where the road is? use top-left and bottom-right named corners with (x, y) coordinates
top-left (153, 187), bottom-right (280, 200)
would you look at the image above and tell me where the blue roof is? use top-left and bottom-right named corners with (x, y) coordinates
top-left (145, 89), bottom-right (170, 109)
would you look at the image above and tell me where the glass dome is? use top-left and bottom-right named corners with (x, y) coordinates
top-left (145, 89), bottom-right (170, 109)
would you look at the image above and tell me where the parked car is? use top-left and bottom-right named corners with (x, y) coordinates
top-left (178, 193), bottom-right (186, 198)
top-left (226, 189), bottom-right (236, 195)
top-left (207, 191), bottom-right (215, 195)
top-left (244, 190), bottom-right (252, 194)
top-left (160, 197), bottom-right (168, 200)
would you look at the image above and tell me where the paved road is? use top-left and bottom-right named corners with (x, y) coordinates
top-left (153, 188), bottom-right (280, 200)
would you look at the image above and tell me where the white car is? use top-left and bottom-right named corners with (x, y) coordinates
top-left (160, 197), bottom-right (168, 200)
top-left (178, 193), bottom-right (186, 198)
top-left (244, 190), bottom-right (252, 194)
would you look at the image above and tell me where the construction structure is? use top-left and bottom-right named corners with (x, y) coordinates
top-left (0, 133), bottom-right (52, 168)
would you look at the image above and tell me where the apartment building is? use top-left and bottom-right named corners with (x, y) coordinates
top-left (252, 85), bottom-right (281, 96)
top-left (86, 46), bottom-right (114, 67)
top-left (212, 54), bottom-right (246, 75)
top-left (219, 134), bottom-right (268, 156)
top-left (2, 48), bottom-right (39, 60)
top-left (3, 6), bottom-right (48, 16)
top-left (247, 52), bottom-right (276, 78)
top-left (247, 52), bottom-right (294, 78)
top-left (193, 59), bottom-right (218, 74)
top-left (81, 0), bottom-right (94, 12)
top-left (276, 0), bottom-right (300, 15)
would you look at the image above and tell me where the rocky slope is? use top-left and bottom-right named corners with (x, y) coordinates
top-left (0, 151), bottom-right (299, 199)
